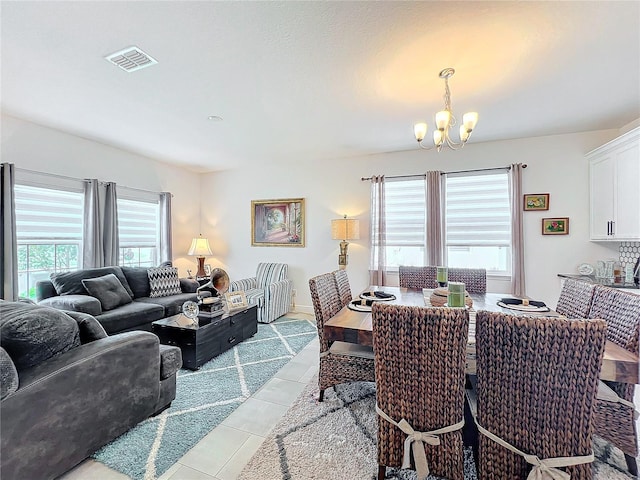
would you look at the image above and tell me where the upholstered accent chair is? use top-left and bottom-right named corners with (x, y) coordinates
top-left (332, 269), bottom-right (352, 307)
top-left (372, 303), bottom-right (470, 480)
top-left (472, 311), bottom-right (606, 480)
top-left (309, 272), bottom-right (375, 401)
top-left (229, 262), bottom-right (292, 323)
top-left (587, 286), bottom-right (640, 475)
top-left (556, 278), bottom-right (597, 318)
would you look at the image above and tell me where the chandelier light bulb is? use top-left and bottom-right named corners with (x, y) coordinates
top-left (460, 125), bottom-right (470, 143)
top-left (414, 122), bottom-right (428, 142)
top-left (433, 129), bottom-right (444, 146)
top-left (463, 112), bottom-right (479, 131)
top-left (435, 110), bottom-right (451, 131)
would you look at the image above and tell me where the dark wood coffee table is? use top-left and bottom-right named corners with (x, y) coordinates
top-left (152, 305), bottom-right (258, 370)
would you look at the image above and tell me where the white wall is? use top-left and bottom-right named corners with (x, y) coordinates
top-left (1, 114), bottom-right (201, 275)
top-left (202, 129), bottom-right (623, 312)
top-left (2, 113), bottom-right (628, 313)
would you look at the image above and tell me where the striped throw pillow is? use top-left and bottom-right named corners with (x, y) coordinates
top-left (147, 267), bottom-right (182, 298)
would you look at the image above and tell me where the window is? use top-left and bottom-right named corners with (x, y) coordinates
top-left (380, 178), bottom-right (427, 268)
top-left (445, 172), bottom-right (511, 275)
top-left (117, 197), bottom-right (159, 267)
top-left (15, 184), bottom-right (83, 299)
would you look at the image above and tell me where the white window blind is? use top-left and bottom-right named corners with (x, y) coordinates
top-left (372, 178), bottom-right (427, 268)
top-left (14, 185), bottom-right (83, 241)
top-left (384, 178), bottom-right (426, 247)
top-left (445, 172), bottom-right (510, 247)
top-left (117, 198), bottom-right (159, 248)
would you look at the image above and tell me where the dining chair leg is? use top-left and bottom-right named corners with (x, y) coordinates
top-left (319, 389), bottom-right (325, 402)
top-left (377, 465), bottom-right (386, 480)
top-left (625, 454), bottom-right (638, 476)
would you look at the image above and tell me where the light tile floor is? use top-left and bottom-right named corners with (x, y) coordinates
top-left (60, 312), bottom-right (319, 480)
top-left (55, 310), bottom-right (640, 479)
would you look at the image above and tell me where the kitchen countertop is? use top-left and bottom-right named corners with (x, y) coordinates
top-left (558, 273), bottom-right (640, 291)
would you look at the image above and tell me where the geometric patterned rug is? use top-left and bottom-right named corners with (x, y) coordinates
top-left (92, 315), bottom-right (318, 480)
top-left (239, 378), bottom-right (638, 480)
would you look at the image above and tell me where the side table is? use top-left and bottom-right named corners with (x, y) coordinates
top-left (152, 305), bottom-right (258, 370)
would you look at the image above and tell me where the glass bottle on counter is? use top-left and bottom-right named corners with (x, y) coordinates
top-left (613, 261), bottom-right (623, 284)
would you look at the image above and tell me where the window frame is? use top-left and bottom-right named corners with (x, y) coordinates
top-left (14, 180), bottom-right (84, 299)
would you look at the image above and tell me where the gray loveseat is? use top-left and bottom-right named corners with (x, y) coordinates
top-left (36, 265), bottom-right (200, 334)
top-left (0, 300), bottom-right (182, 480)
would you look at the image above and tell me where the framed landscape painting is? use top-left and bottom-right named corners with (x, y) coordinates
top-left (542, 217), bottom-right (569, 235)
top-left (251, 198), bottom-right (305, 247)
top-left (523, 193), bottom-right (550, 211)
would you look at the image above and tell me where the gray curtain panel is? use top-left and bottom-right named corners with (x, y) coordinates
top-left (103, 182), bottom-right (119, 266)
top-left (82, 179), bottom-right (104, 268)
top-left (1, 163), bottom-right (18, 301)
top-left (159, 192), bottom-right (172, 263)
top-left (509, 163), bottom-right (526, 296)
top-left (426, 171), bottom-right (444, 266)
top-left (369, 175), bottom-right (388, 286)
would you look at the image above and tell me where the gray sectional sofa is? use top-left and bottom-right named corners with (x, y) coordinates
top-left (36, 265), bottom-right (201, 334)
top-left (0, 300), bottom-right (182, 480)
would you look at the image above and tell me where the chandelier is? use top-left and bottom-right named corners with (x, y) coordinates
top-left (413, 68), bottom-right (478, 152)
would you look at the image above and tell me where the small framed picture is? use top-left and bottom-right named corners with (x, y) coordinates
top-left (542, 217), bottom-right (569, 235)
top-left (204, 264), bottom-right (212, 276)
top-left (224, 291), bottom-right (248, 310)
top-left (523, 193), bottom-right (550, 211)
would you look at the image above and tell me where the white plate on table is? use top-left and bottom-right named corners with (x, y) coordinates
top-left (348, 302), bottom-right (373, 312)
top-left (359, 292), bottom-right (396, 302)
top-left (497, 301), bottom-right (550, 312)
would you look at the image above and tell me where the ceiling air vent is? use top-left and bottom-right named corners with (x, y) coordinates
top-left (105, 46), bottom-right (158, 72)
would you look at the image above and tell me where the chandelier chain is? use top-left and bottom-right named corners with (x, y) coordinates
top-left (442, 77), bottom-right (456, 127)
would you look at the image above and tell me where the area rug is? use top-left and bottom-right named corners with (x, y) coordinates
top-left (239, 376), bottom-right (637, 480)
top-left (93, 315), bottom-right (318, 480)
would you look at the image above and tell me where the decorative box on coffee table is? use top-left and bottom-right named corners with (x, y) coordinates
top-left (152, 305), bottom-right (258, 370)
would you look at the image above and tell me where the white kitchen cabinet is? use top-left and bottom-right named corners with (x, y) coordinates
top-left (588, 127), bottom-right (640, 241)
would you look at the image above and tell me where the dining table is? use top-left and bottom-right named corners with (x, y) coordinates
top-left (323, 286), bottom-right (639, 384)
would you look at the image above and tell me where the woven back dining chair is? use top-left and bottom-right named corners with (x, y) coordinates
top-left (555, 278), bottom-right (597, 318)
top-left (587, 285), bottom-right (640, 475)
top-left (372, 303), bottom-right (469, 480)
top-left (474, 311), bottom-right (606, 480)
top-left (332, 269), bottom-right (352, 307)
top-left (398, 266), bottom-right (437, 289)
top-left (447, 268), bottom-right (487, 294)
top-left (309, 273), bottom-right (375, 402)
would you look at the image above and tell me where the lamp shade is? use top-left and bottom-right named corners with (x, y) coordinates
top-left (331, 217), bottom-right (360, 241)
top-left (187, 236), bottom-right (213, 256)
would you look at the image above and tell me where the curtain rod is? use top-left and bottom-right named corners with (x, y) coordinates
top-left (360, 164), bottom-right (527, 181)
top-left (15, 167), bottom-right (167, 196)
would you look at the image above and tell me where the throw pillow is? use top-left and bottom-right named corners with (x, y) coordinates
top-left (121, 266), bottom-right (151, 298)
top-left (82, 274), bottom-right (133, 311)
top-left (147, 267), bottom-right (182, 298)
top-left (0, 300), bottom-right (81, 372)
top-left (50, 267), bottom-right (134, 298)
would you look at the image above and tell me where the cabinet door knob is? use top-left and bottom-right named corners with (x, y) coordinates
top-left (611, 221), bottom-right (615, 235)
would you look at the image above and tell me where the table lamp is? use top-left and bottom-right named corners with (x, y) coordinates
top-left (188, 234), bottom-right (213, 278)
top-left (331, 215), bottom-right (360, 268)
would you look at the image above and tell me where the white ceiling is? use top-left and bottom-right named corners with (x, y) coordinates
top-left (2, 1), bottom-right (639, 173)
